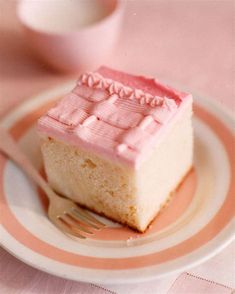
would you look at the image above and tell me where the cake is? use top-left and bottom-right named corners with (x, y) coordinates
top-left (37, 66), bottom-right (193, 232)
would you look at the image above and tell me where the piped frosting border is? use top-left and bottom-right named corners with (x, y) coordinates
top-left (38, 67), bottom-right (192, 168)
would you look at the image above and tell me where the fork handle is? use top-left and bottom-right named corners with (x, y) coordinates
top-left (0, 127), bottom-right (54, 200)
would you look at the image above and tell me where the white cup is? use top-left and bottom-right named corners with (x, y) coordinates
top-left (17, 0), bottom-right (124, 72)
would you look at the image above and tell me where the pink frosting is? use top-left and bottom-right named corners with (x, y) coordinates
top-left (37, 66), bottom-right (192, 168)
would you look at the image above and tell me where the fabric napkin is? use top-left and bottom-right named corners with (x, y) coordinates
top-left (167, 272), bottom-right (234, 294)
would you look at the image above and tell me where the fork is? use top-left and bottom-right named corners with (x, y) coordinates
top-left (0, 127), bottom-right (105, 239)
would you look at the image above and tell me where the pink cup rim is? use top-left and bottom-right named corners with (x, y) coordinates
top-left (17, 0), bottom-right (124, 37)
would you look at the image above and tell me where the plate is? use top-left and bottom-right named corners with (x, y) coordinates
top-left (0, 82), bottom-right (234, 284)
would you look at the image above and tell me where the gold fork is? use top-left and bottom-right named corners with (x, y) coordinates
top-left (0, 127), bottom-right (105, 239)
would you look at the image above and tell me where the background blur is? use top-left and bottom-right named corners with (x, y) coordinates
top-left (0, 0), bottom-right (234, 117)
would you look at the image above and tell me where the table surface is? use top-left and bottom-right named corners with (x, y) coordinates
top-left (0, 1), bottom-right (234, 293)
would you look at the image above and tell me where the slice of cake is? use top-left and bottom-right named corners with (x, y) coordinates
top-left (38, 66), bottom-right (193, 232)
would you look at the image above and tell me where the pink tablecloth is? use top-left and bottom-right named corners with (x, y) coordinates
top-left (0, 1), bottom-right (234, 293)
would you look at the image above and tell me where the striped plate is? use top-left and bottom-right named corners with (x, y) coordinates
top-left (0, 82), bottom-right (234, 284)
